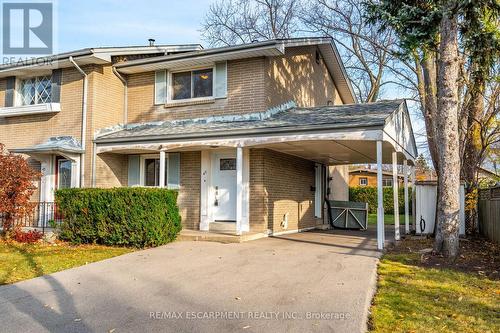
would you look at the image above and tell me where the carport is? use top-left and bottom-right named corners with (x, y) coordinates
top-left (94, 99), bottom-right (418, 250)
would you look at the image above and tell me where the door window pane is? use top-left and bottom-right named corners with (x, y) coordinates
top-left (58, 159), bottom-right (72, 189)
top-left (193, 69), bottom-right (213, 98)
top-left (220, 158), bottom-right (236, 171)
top-left (172, 71), bottom-right (191, 100)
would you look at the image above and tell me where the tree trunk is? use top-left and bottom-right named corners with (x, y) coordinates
top-left (433, 11), bottom-right (461, 259)
top-left (461, 72), bottom-right (485, 234)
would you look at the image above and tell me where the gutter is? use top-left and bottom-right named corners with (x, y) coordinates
top-left (69, 56), bottom-right (88, 188)
top-left (112, 67), bottom-right (128, 124)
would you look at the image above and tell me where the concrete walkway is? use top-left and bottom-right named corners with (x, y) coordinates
top-left (0, 227), bottom-right (390, 333)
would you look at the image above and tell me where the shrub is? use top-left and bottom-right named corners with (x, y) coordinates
top-left (349, 186), bottom-right (412, 214)
top-left (56, 188), bottom-right (181, 248)
top-left (0, 143), bottom-right (41, 231)
top-left (12, 229), bottom-right (43, 243)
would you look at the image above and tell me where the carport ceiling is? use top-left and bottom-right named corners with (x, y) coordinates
top-left (263, 140), bottom-right (404, 165)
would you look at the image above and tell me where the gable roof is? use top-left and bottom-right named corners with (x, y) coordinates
top-left (114, 37), bottom-right (357, 104)
top-left (0, 44), bottom-right (203, 78)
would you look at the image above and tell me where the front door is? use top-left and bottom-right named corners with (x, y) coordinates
top-left (212, 152), bottom-right (237, 221)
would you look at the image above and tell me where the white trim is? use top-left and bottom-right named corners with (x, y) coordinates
top-left (236, 146), bottom-right (243, 235)
top-left (159, 151), bottom-right (166, 188)
top-left (314, 163), bottom-right (322, 218)
top-left (200, 150), bottom-right (211, 231)
top-left (376, 140), bottom-right (385, 250)
top-left (139, 153), bottom-right (167, 187)
top-left (242, 148), bottom-right (250, 232)
top-left (0, 103), bottom-right (60, 118)
top-left (392, 151), bottom-right (400, 241)
top-left (403, 160), bottom-right (410, 234)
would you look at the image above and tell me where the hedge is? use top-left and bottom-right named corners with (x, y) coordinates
top-left (55, 188), bottom-right (181, 248)
top-left (349, 186), bottom-right (413, 214)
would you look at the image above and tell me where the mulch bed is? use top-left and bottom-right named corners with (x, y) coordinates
top-left (386, 235), bottom-right (500, 280)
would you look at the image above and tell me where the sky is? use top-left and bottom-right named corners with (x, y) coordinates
top-left (56, 0), bottom-right (213, 52)
top-left (2, 0), bottom-right (428, 157)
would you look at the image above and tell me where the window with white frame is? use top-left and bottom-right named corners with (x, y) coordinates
top-left (382, 178), bottom-right (393, 187)
top-left (171, 68), bottom-right (213, 101)
top-left (139, 153), bottom-right (180, 188)
top-left (20, 76), bottom-right (52, 105)
top-left (359, 177), bottom-right (368, 186)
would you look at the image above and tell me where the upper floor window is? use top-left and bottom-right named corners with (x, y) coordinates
top-left (359, 177), bottom-right (368, 186)
top-left (172, 68), bottom-right (213, 101)
top-left (20, 75), bottom-right (52, 105)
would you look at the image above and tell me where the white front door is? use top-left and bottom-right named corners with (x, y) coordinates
top-left (212, 151), bottom-right (237, 221)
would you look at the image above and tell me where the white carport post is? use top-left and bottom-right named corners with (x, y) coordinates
top-left (376, 140), bottom-right (385, 250)
top-left (403, 160), bottom-right (410, 234)
top-left (236, 146), bottom-right (243, 235)
top-left (159, 150), bottom-right (166, 188)
top-left (392, 151), bottom-right (400, 241)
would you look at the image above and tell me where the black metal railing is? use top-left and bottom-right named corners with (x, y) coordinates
top-left (0, 202), bottom-right (63, 233)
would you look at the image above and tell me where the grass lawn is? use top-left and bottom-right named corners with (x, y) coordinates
top-left (368, 214), bottom-right (406, 225)
top-left (370, 239), bottom-right (500, 333)
top-left (0, 241), bottom-right (133, 285)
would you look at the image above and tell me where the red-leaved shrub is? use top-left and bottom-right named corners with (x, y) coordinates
top-left (12, 229), bottom-right (43, 243)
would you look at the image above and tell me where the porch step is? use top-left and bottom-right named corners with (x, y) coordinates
top-left (209, 221), bottom-right (237, 234)
top-left (177, 230), bottom-right (267, 243)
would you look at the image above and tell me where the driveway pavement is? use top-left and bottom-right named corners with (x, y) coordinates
top-left (0, 227), bottom-right (388, 333)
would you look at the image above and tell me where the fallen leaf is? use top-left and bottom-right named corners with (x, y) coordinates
top-left (242, 325), bottom-right (251, 329)
top-left (235, 297), bottom-right (241, 300)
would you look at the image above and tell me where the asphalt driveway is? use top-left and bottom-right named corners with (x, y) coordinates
top-left (0, 228), bottom-right (387, 333)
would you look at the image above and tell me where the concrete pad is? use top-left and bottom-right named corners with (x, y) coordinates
top-left (0, 227), bottom-right (390, 333)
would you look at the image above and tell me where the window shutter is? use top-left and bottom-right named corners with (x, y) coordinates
top-left (155, 70), bottom-right (167, 104)
top-left (167, 153), bottom-right (180, 189)
top-left (5, 76), bottom-right (16, 107)
top-left (214, 61), bottom-right (227, 98)
top-left (128, 155), bottom-right (141, 186)
top-left (51, 69), bottom-right (62, 103)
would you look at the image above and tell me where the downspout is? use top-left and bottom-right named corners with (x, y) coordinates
top-left (69, 56), bottom-right (88, 188)
top-left (112, 67), bottom-right (128, 124)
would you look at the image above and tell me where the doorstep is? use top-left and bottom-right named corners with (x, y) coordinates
top-left (177, 229), bottom-right (268, 243)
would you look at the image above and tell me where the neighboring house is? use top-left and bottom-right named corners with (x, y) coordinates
top-left (0, 37), bottom-right (418, 241)
top-left (349, 168), bottom-right (404, 187)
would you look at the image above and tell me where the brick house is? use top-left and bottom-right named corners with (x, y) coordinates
top-left (349, 167), bottom-right (405, 187)
top-left (0, 38), bottom-right (417, 248)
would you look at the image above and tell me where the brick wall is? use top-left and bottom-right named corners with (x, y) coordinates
top-left (266, 45), bottom-right (344, 108)
top-left (249, 149), bottom-right (268, 233)
top-left (88, 65), bottom-right (126, 187)
top-left (94, 153), bottom-right (128, 188)
top-left (249, 148), bottom-right (321, 233)
top-left (178, 151), bottom-right (201, 229)
top-left (126, 57), bottom-right (267, 123)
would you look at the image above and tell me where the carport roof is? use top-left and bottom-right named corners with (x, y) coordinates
top-left (95, 99), bottom-right (418, 164)
top-left (96, 99), bottom-right (406, 142)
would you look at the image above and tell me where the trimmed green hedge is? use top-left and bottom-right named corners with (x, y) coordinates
top-left (55, 188), bottom-right (181, 248)
top-left (349, 186), bottom-right (412, 214)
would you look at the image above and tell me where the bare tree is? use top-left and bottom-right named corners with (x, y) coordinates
top-left (201, 0), bottom-right (301, 46)
top-left (301, 0), bottom-right (410, 103)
